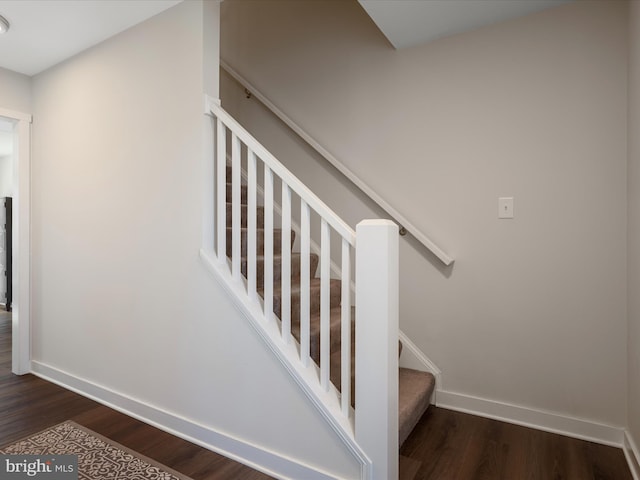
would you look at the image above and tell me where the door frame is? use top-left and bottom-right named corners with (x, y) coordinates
top-left (0, 107), bottom-right (32, 375)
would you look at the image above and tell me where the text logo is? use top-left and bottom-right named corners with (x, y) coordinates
top-left (0, 456), bottom-right (77, 479)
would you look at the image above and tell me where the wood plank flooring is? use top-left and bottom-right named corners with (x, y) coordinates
top-left (0, 311), bottom-right (633, 480)
top-left (400, 399), bottom-right (633, 480)
top-left (0, 311), bottom-right (273, 480)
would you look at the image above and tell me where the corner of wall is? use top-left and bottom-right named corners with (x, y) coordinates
top-left (624, 430), bottom-right (640, 480)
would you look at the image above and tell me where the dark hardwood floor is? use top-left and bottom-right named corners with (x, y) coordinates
top-left (400, 399), bottom-right (633, 480)
top-left (0, 310), bottom-right (273, 480)
top-left (0, 311), bottom-right (632, 480)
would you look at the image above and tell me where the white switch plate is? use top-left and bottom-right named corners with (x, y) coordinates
top-left (498, 197), bottom-right (514, 219)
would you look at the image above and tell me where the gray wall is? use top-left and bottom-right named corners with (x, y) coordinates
top-left (221, 0), bottom-right (629, 429)
top-left (29, 2), bottom-right (360, 478)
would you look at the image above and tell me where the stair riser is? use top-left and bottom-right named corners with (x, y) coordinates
top-left (225, 204), bottom-right (265, 229)
top-left (225, 228), bottom-right (295, 258)
top-left (242, 254), bottom-right (319, 289)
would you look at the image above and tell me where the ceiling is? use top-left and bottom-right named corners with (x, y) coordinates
top-left (0, 0), bottom-right (578, 163)
top-left (358, 0), bottom-right (574, 49)
top-left (0, 0), bottom-right (575, 77)
top-left (0, 0), bottom-right (182, 76)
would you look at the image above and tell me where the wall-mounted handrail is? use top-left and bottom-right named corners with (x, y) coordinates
top-left (220, 60), bottom-right (454, 266)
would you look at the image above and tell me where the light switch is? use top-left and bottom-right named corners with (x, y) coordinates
top-left (498, 197), bottom-right (514, 219)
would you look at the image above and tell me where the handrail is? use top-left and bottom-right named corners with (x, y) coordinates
top-left (220, 60), bottom-right (454, 266)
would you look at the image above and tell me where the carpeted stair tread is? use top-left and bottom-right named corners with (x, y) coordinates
top-left (328, 333), bottom-right (402, 399)
top-left (226, 173), bottom-right (435, 449)
top-left (226, 203), bottom-right (265, 229)
top-left (329, 338), bottom-right (355, 403)
top-left (225, 227), bottom-right (295, 257)
top-left (291, 306), bottom-right (354, 366)
top-left (240, 253), bottom-right (319, 288)
top-left (398, 368), bottom-right (435, 447)
top-left (264, 278), bottom-right (342, 321)
top-left (226, 183), bottom-right (248, 203)
top-left (328, 352), bottom-right (433, 448)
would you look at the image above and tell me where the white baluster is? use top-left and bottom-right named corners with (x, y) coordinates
top-left (247, 150), bottom-right (257, 302)
top-left (341, 238), bottom-right (351, 418)
top-left (281, 183), bottom-right (292, 342)
top-left (300, 200), bottom-right (311, 367)
top-left (216, 118), bottom-right (226, 264)
top-left (320, 219), bottom-right (330, 391)
top-left (232, 133), bottom-right (241, 282)
top-left (264, 165), bottom-right (274, 322)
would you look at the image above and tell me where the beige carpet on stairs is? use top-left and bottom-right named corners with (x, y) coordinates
top-left (225, 169), bottom-right (435, 447)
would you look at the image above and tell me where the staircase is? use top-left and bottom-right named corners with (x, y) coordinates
top-left (224, 165), bottom-right (435, 448)
top-left (205, 100), bottom-right (437, 479)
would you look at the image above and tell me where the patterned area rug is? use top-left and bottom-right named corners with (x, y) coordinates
top-left (0, 421), bottom-right (192, 479)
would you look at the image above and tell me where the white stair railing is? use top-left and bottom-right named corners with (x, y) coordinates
top-left (203, 97), bottom-right (399, 480)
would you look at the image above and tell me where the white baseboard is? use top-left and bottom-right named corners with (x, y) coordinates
top-left (30, 361), bottom-right (344, 480)
top-left (437, 389), bottom-right (625, 448)
top-left (625, 430), bottom-right (640, 480)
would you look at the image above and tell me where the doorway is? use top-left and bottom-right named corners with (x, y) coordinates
top-left (0, 121), bottom-right (13, 312)
top-left (1, 198), bottom-right (12, 315)
top-left (0, 109), bottom-right (31, 375)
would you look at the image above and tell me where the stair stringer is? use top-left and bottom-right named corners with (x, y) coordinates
top-left (199, 248), bottom-right (372, 479)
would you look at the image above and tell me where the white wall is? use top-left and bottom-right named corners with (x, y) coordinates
top-left (628, 0), bottom-right (640, 462)
top-left (0, 67), bottom-right (31, 113)
top-left (221, 0), bottom-right (629, 431)
top-left (30, 2), bottom-right (360, 479)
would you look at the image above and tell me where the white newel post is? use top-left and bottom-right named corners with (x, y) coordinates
top-left (355, 220), bottom-right (399, 480)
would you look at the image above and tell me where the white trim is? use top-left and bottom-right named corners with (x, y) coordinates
top-left (199, 248), bottom-right (372, 479)
top-left (204, 94), bottom-right (221, 113)
top-left (0, 107), bottom-right (32, 375)
top-left (30, 360), bottom-right (353, 480)
top-left (0, 108), bottom-right (30, 123)
top-left (624, 430), bottom-right (640, 480)
top-left (398, 330), bottom-right (441, 401)
top-left (437, 389), bottom-right (626, 448)
top-left (220, 61), bottom-right (453, 266)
